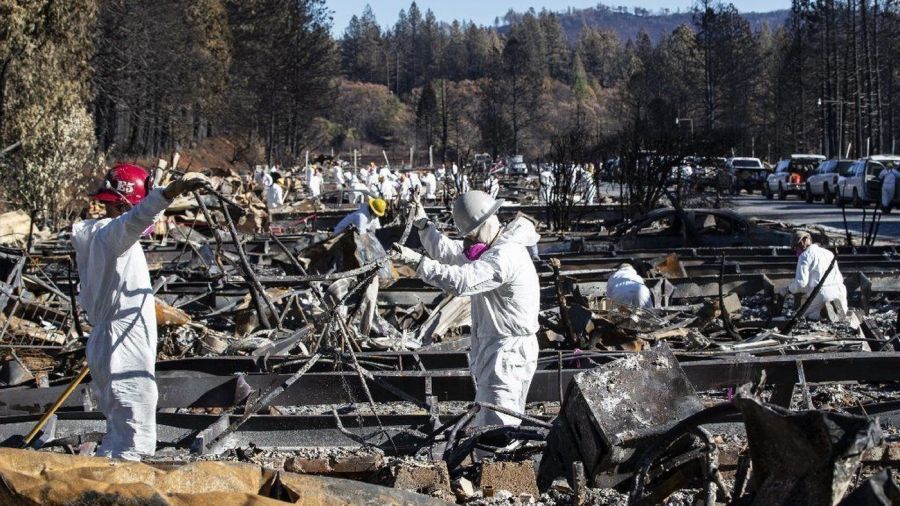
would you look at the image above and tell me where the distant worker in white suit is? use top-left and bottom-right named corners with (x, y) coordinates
top-left (880, 164), bottom-right (899, 213)
top-left (779, 231), bottom-right (847, 320)
top-left (333, 197), bottom-right (386, 235)
top-left (605, 263), bottom-right (654, 309)
top-left (484, 173), bottom-right (500, 199)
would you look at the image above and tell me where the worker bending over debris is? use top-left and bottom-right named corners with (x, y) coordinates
top-left (392, 191), bottom-right (540, 427)
top-left (72, 164), bottom-right (208, 460)
top-left (606, 263), bottom-right (654, 309)
top-left (779, 231), bottom-right (848, 320)
top-left (333, 197), bottom-right (386, 235)
top-left (266, 176), bottom-right (285, 210)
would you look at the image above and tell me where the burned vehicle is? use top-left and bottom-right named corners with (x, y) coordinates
top-left (613, 208), bottom-right (794, 249)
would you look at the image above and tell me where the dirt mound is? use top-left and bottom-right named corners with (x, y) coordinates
top-left (132, 136), bottom-right (262, 176)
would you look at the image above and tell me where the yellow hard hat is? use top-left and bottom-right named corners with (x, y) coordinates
top-left (369, 197), bottom-right (387, 217)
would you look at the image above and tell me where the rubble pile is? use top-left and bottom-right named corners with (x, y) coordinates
top-left (0, 166), bottom-right (898, 505)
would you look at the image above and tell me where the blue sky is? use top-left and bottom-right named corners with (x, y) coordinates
top-left (327, 0), bottom-right (791, 35)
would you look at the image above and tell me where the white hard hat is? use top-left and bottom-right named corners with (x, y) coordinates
top-left (452, 190), bottom-right (504, 236)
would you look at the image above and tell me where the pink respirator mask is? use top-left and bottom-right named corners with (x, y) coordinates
top-left (463, 241), bottom-right (489, 261)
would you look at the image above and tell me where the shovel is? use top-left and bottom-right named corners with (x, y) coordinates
top-left (19, 367), bottom-right (90, 448)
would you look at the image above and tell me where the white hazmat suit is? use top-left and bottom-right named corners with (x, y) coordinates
top-left (308, 172), bottom-right (322, 198)
top-left (606, 265), bottom-right (654, 309)
top-left (539, 169), bottom-right (555, 203)
top-left (71, 189), bottom-right (171, 460)
top-left (333, 204), bottom-right (381, 235)
top-left (266, 183), bottom-right (284, 210)
top-left (880, 167), bottom-right (898, 210)
top-left (417, 217), bottom-right (540, 426)
top-left (422, 173), bottom-right (438, 200)
top-left (788, 243), bottom-right (848, 320)
top-left (484, 176), bottom-right (500, 199)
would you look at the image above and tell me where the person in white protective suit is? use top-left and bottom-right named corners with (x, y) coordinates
top-left (484, 173), bottom-right (500, 199)
top-left (581, 169), bottom-right (597, 205)
top-left (409, 171), bottom-right (422, 193)
top-left (391, 191), bottom-right (541, 427)
top-left (880, 164), bottom-right (899, 213)
top-left (378, 176), bottom-right (397, 201)
top-left (308, 168), bottom-right (323, 198)
top-left (350, 176), bottom-right (368, 204)
top-left (399, 174), bottom-right (413, 201)
top-left (333, 197), bottom-right (386, 235)
top-left (778, 231), bottom-right (848, 320)
top-left (72, 164), bottom-right (208, 460)
top-left (539, 167), bottom-right (555, 203)
top-left (261, 171), bottom-right (273, 189)
top-left (266, 177), bottom-right (285, 210)
top-left (422, 171), bottom-right (438, 202)
top-left (605, 264), bottom-right (654, 309)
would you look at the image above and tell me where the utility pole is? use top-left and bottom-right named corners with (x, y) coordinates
top-left (818, 98), bottom-right (851, 158)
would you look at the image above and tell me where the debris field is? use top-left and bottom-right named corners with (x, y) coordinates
top-left (0, 169), bottom-right (898, 505)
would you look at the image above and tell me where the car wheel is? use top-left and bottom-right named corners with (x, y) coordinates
top-left (746, 186), bottom-right (753, 195)
top-left (805, 184), bottom-right (814, 203)
top-left (823, 185), bottom-right (833, 205)
top-left (852, 188), bottom-right (863, 208)
top-left (764, 184), bottom-right (773, 200)
top-left (778, 183), bottom-right (787, 200)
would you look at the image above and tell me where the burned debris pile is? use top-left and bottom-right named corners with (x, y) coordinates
top-left (0, 171), bottom-right (898, 505)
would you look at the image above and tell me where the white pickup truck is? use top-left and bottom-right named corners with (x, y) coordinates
top-left (836, 155), bottom-right (900, 208)
top-left (764, 154), bottom-right (825, 200)
top-left (805, 159), bottom-right (854, 204)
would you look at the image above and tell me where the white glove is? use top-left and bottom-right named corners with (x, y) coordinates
top-left (776, 284), bottom-right (790, 296)
top-left (413, 200), bottom-right (427, 221)
top-left (391, 244), bottom-right (423, 268)
top-left (412, 200), bottom-right (429, 229)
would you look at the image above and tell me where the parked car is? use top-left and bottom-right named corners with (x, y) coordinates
top-left (805, 159), bottom-right (855, 204)
top-left (836, 155), bottom-right (900, 207)
top-left (612, 208), bottom-right (793, 249)
top-left (725, 157), bottom-right (768, 194)
top-left (507, 155), bottom-right (528, 175)
top-left (765, 154), bottom-right (825, 200)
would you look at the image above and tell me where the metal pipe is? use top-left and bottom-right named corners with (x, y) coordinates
top-left (215, 194), bottom-right (276, 329)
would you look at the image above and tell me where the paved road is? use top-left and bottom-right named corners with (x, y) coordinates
top-left (729, 193), bottom-right (900, 240)
top-left (594, 182), bottom-right (900, 240)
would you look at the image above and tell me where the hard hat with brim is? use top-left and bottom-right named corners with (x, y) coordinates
top-left (452, 190), bottom-right (504, 236)
top-left (89, 164), bottom-right (150, 206)
top-left (369, 197), bottom-right (387, 217)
